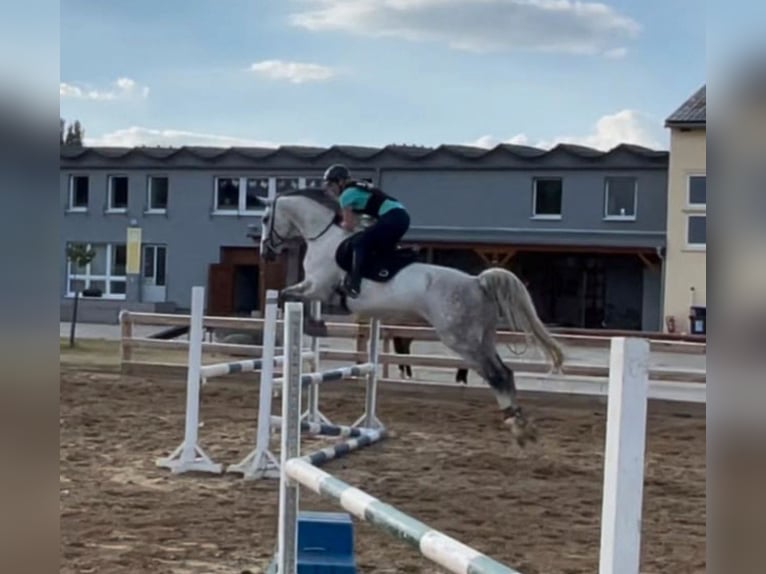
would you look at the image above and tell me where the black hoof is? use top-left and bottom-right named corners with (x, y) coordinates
top-left (304, 318), bottom-right (328, 338)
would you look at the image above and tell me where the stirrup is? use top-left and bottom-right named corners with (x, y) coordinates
top-left (342, 276), bottom-right (361, 298)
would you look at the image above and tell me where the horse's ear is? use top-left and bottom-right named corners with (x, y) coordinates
top-left (254, 197), bottom-right (273, 207)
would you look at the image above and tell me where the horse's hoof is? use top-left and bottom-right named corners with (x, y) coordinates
top-left (504, 416), bottom-right (538, 448)
top-left (304, 318), bottom-right (328, 338)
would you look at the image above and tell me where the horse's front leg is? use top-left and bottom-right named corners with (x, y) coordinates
top-left (280, 275), bottom-right (340, 337)
top-left (279, 279), bottom-right (313, 305)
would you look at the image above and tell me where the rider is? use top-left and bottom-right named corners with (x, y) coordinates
top-left (323, 163), bottom-right (410, 298)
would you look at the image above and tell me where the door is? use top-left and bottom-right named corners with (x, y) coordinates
top-left (141, 245), bottom-right (167, 302)
top-left (233, 264), bottom-right (260, 315)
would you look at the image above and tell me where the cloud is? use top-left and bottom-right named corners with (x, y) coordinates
top-left (60, 77), bottom-right (150, 101)
top-left (249, 60), bottom-right (338, 83)
top-left (468, 109), bottom-right (667, 151)
top-left (289, 0), bottom-right (640, 57)
top-left (83, 126), bottom-right (295, 148)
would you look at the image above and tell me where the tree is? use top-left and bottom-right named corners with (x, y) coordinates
top-left (66, 243), bottom-right (97, 347)
top-left (62, 119), bottom-right (84, 146)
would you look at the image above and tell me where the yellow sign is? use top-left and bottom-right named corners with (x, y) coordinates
top-left (126, 227), bottom-right (142, 275)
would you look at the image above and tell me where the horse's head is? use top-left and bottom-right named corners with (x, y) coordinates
top-left (258, 195), bottom-right (300, 262)
top-left (257, 188), bottom-right (340, 261)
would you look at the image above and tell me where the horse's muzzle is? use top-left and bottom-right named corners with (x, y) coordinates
top-left (262, 247), bottom-right (277, 262)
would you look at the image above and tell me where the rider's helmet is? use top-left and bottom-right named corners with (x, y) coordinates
top-left (323, 163), bottom-right (350, 184)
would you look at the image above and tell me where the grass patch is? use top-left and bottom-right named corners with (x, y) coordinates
top-left (60, 338), bottom-right (122, 370)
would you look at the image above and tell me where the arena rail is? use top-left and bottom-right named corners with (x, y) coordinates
top-left (118, 309), bottom-right (706, 388)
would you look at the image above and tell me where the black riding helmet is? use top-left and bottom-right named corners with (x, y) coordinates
top-left (323, 163), bottom-right (350, 184)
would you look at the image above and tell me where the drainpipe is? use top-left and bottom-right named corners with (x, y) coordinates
top-left (656, 245), bottom-right (668, 332)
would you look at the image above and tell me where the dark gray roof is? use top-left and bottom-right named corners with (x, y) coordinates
top-left (666, 85), bottom-right (706, 128)
top-left (60, 141), bottom-right (667, 163)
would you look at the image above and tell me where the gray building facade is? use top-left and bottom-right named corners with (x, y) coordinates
top-left (60, 143), bottom-right (668, 330)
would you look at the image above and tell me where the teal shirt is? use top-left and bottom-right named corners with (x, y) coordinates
top-left (339, 186), bottom-right (405, 216)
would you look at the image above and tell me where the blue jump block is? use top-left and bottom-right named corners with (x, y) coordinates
top-left (297, 511), bottom-right (356, 574)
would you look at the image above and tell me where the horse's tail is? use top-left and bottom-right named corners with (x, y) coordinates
top-left (477, 268), bottom-right (565, 372)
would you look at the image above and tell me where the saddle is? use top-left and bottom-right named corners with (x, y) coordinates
top-left (335, 236), bottom-right (420, 283)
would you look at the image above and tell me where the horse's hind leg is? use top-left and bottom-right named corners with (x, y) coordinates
top-left (429, 322), bottom-right (537, 447)
top-left (475, 351), bottom-right (538, 446)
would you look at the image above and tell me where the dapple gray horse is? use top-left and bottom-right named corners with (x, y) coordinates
top-left (256, 189), bottom-right (564, 446)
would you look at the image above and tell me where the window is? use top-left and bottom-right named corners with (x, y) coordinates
top-left (685, 173), bottom-right (706, 249)
top-left (143, 245), bottom-right (167, 286)
top-left (68, 175), bottom-right (89, 211)
top-left (305, 177), bottom-right (325, 188)
top-left (276, 177), bottom-right (300, 194)
top-left (213, 175), bottom-right (324, 215)
top-left (604, 176), bottom-right (637, 220)
top-left (215, 177), bottom-right (241, 211)
top-left (532, 178), bottom-right (563, 219)
top-left (687, 215), bottom-right (706, 248)
top-left (66, 243), bottom-right (127, 298)
top-left (246, 178), bottom-right (270, 211)
top-left (215, 176), bottom-right (272, 214)
top-left (147, 176), bottom-right (169, 212)
top-left (688, 174), bottom-right (706, 207)
top-left (108, 175), bottom-right (129, 211)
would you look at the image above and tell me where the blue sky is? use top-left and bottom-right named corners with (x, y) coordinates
top-left (60, 0), bottom-right (706, 151)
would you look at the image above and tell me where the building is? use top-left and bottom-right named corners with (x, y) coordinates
top-left (60, 143), bottom-right (668, 330)
top-left (662, 86), bottom-right (706, 334)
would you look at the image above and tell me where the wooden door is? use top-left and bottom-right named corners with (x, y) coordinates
top-left (207, 263), bottom-right (234, 315)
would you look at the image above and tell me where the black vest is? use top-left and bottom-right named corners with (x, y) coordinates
top-left (343, 180), bottom-right (398, 217)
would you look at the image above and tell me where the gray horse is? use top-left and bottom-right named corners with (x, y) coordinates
top-left (256, 189), bottom-right (564, 446)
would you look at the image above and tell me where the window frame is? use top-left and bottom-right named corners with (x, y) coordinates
top-left (603, 176), bottom-right (638, 221)
top-left (684, 172), bottom-right (707, 251)
top-left (685, 214), bottom-right (707, 250)
top-left (146, 175), bottom-right (170, 214)
top-left (65, 242), bottom-right (128, 299)
top-left (142, 244), bottom-right (168, 287)
top-left (686, 173), bottom-right (706, 209)
top-left (531, 177), bottom-right (563, 220)
top-left (106, 174), bottom-right (130, 213)
top-left (67, 174), bottom-right (89, 212)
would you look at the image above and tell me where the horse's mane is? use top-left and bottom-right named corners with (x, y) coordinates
top-left (278, 187), bottom-right (339, 213)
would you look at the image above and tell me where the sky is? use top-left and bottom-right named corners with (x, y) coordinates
top-left (59, 0), bottom-right (708, 151)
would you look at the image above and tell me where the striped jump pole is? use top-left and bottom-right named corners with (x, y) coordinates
top-left (269, 416), bottom-right (379, 439)
top-left (298, 428), bottom-right (386, 468)
top-left (271, 363), bottom-right (376, 389)
top-left (285, 459), bottom-right (521, 574)
top-left (200, 352), bottom-right (314, 380)
top-left (277, 301), bottom-right (519, 574)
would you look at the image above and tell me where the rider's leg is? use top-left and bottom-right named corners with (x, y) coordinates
top-left (344, 233), bottom-right (367, 298)
top-left (343, 209), bottom-right (410, 298)
top-left (360, 208), bottom-right (410, 255)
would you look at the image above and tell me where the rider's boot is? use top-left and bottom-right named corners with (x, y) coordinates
top-left (343, 246), bottom-right (364, 298)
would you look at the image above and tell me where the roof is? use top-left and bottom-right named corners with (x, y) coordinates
top-left (60, 141), bottom-right (668, 164)
top-left (665, 85), bottom-right (706, 128)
